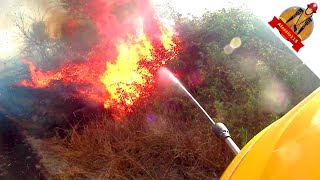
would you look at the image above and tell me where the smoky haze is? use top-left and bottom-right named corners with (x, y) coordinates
top-left (0, 0), bottom-right (98, 125)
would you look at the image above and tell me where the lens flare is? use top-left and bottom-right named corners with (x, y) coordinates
top-left (230, 37), bottom-right (242, 49)
top-left (224, 37), bottom-right (242, 55)
top-left (224, 44), bottom-right (234, 54)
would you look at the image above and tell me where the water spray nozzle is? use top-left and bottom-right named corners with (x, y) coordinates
top-left (212, 122), bottom-right (230, 140)
top-left (165, 68), bottom-right (240, 155)
top-left (212, 122), bottom-right (240, 155)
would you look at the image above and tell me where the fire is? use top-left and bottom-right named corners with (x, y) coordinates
top-left (159, 20), bottom-right (176, 50)
top-left (20, 60), bottom-right (53, 88)
top-left (100, 34), bottom-right (153, 108)
top-left (20, 0), bottom-right (179, 118)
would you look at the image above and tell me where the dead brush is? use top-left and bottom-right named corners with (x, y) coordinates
top-left (49, 109), bottom-right (233, 179)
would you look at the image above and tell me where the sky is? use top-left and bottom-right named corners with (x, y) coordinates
top-left (0, 0), bottom-right (20, 60)
top-left (0, 0), bottom-right (319, 78)
top-left (0, 0), bottom-right (49, 60)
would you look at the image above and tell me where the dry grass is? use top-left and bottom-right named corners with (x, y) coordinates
top-left (48, 111), bottom-right (233, 179)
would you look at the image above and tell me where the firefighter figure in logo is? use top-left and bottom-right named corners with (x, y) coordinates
top-left (279, 3), bottom-right (317, 41)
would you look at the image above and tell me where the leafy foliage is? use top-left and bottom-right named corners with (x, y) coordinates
top-left (166, 7), bottom-right (320, 143)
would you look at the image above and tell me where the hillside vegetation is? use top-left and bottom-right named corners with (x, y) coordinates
top-left (40, 7), bottom-right (320, 179)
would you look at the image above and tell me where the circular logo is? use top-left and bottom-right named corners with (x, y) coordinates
top-left (279, 6), bottom-right (314, 41)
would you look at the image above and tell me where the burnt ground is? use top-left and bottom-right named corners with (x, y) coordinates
top-left (0, 62), bottom-right (107, 179)
top-left (0, 114), bottom-right (45, 180)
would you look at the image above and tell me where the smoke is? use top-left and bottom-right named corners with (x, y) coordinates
top-left (44, 7), bottom-right (69, 40)
top-left (24, 0), bottom-right (53, 9)
top-left (8, 0), bottom-right (94, 42)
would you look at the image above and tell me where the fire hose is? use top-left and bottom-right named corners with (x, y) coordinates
top-left (167, 69), bottom-right (240, 156)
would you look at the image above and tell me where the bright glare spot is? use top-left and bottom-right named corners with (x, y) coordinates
top-left (230, 37), bottom-right (242, 49)
top-left (311, 110), bottom-right (320, 127)
top-left (260, 78), bottom-right (290, 113)
top-left (224, 44), bottom-right (234, 54)
top-left (274, 141), bottom-right (301, 163)
top-left (0, 31), bottom-right (19, 59)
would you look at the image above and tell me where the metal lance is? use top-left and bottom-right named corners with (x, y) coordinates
top-left (167, 69), bottom-right (240, 155)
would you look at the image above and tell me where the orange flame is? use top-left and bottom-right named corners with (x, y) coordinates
top-left (20, 17), bottom-right (177, 118)
top-left (100, 24), bottom-right (176, 115)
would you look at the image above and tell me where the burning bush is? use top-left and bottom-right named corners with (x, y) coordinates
top-left (20, 0), bottom-right (180, 119)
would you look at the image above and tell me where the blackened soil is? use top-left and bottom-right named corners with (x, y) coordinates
top-left (0, 114), bottom-right (45, 180)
